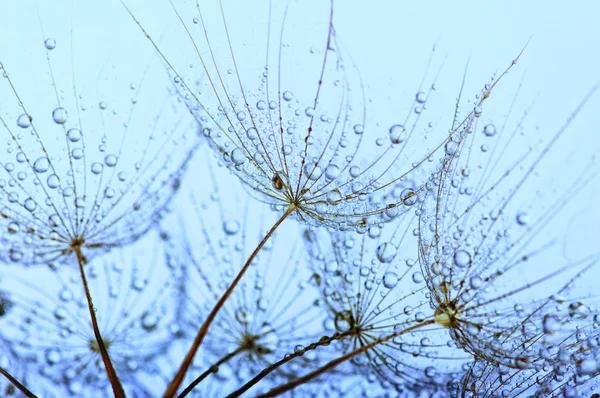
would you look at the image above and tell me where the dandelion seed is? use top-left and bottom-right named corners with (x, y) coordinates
top-left (0, 29), bottom-right (198, 395)
top-left (124, 0), bottom-right (516, 232)
top-left (0, 234), bottom-right (179, 396)
top-left (158, 159), bottom-right (325, 396)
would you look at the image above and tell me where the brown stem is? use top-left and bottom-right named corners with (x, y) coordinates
top-left (257, 320), bottom-right (435, 397)
top-left (74, 245), bottom-right (125, 398)
top-left (226, 330), bottom-right (353, 398)
top-left (164, 204), bottom-right (297, 397)
top-left (0, 366), bottom-right (37, 397)
top-left (179, 347), bottom-right (244, 398)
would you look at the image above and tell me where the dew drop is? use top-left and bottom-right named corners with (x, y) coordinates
top-left (67, 128), bottom-right (82, 142)
top-left (382, 272), bottom-right (399, 289)
top-left (223, 220), bottom-right (240, 235)
top-left (376, 242), bottom-right (397, 263)
top-left (389, 124), bottom-right (406, 144)
top-left (47, 174), bottom-right (60, 189)
top-left (33, 157), bottom-right (50, 173)
top-left (16, 114), bottom-right (32, 128)
top-left (282, 91), bottom-right (293, 101)
top-left (231, 148), bottom-right (246, 165)
top-left (44, 38), bottom-right (56, 50)
top-left (453, 249), bottom-right (471, 268)
top-left (104, 154), bottom-right (117, 167)
top-left (483, 124), bottom-right (496, 137)
top-left (52, 107), bottom-right (67, 124)
top-left (324, 164), bottom-right (340, 180)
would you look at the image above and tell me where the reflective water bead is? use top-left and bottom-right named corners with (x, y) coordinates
top-left (33, 157), bottom-right (50, 173)
top-left (44, 38), bottom-right (56, 50)
top-left (382, 272), bottom-right (399, 289)
top-left (223, 220), bottom-right (240, 235)
top-left (71, 148), bottom-right (83, 159)
top-left (52, 107), bottom-right (67, 124)
top-left (324, 164), bottom-right (340, 180)
top-left (16, 113), bottom-right (32, 128)
top-left (389, 124), bottom-right (406, 144)
top-left (453, 249), bottom-right (471, 268)
top-left (231, 148), bottom-right (246, 165)
top-left (376, 242), bottom-right (397, 263)
top-left (47, 174), bottom-right (60, 189)
top-left (67, 128), bottom-right (82, 142)
top-left (91, 162), bottom-right (103, 174)
top-left (483, 124), bottom-right (496, 137)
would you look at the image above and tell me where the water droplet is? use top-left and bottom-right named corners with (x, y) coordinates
top-left (389, 124), bottom-right (406, 144)
top-left (52, 107), bottom-right (67, 124)
top-left (24, 198), bottom-right (36, 212)
top-left (223, 220), bottom-right (240, 235)
top-left (543, 314), bottom-right (560, 335)
top-left (44, 38), bottom-right (56, 50)
top-left (105, 154), bottom-right (117, 167)
top-left (415, 92), bottom-right (427, 104)
top-left (47, 174), bottom-right (60, 189)
top-left (67, 128), bottom-right (82, 142)
top-left (376, 242), bottom-right (397, 263)
top-left (141, 312), bottom-right (158, 331)
top-left (454, 249), bottom-right (471, 268)
top-left (33, 157), bottom-right (50, 173)
top-left (383, 272), bottom-right (398, 289)
top-left (231, 148), bottom-right (246, 165)
top-left (236, 111), bottom-right (246, 121)
top-left (16, 114), bottom-right (32, 128)
top-left (282, 91), bottom-right (293, 101)
top-left (516, 212), bottom-right (529, 226)
top-left (325, 260), bottom-right (339, 273)
top-left (91, 162), bottom-right (103, 174)
top-left (45, 349), bottom-right (60, 365)
top-left (71, 148), bottom-right (83, 159)
top-left (324, 164), bottom-right (340, 180)
top-left (246, 127), bottom-right (258, 140)
top-left (401, 188), bottom-right (417, 206)
top-left (483, 124), bottom-right (496, 137)
top-left (473, 106), bottom-right (482, 117)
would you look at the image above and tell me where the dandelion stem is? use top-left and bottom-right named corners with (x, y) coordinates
top-left (178, 347), bottom-right (245, 398)
top-left (164, 204), bottom-right (297, 398)
top-left (257, 320), bottom-right (435, 397)
top-left (0, 366), bottom-right (37, 397)
top-left (74, 246), bottom-right (125, 398)
top-left (227, 330), bottom-right (354, 398)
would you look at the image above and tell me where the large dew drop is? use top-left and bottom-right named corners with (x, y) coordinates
top-left (376, 242), bottom-right (397, 263)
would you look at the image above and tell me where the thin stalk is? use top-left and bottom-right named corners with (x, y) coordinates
top-left (179, 347), bottom-right (245, 398)
top-left (257, 320), bottom-right (435, 397)
top-left (227, 330), bottom-right (354, 398)
top-left (164, 204), bottom-right (297, 397)
top-left (0, 366), bottom-right (37, 397)
top-left (74, 245), bottom-right (125, 398)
